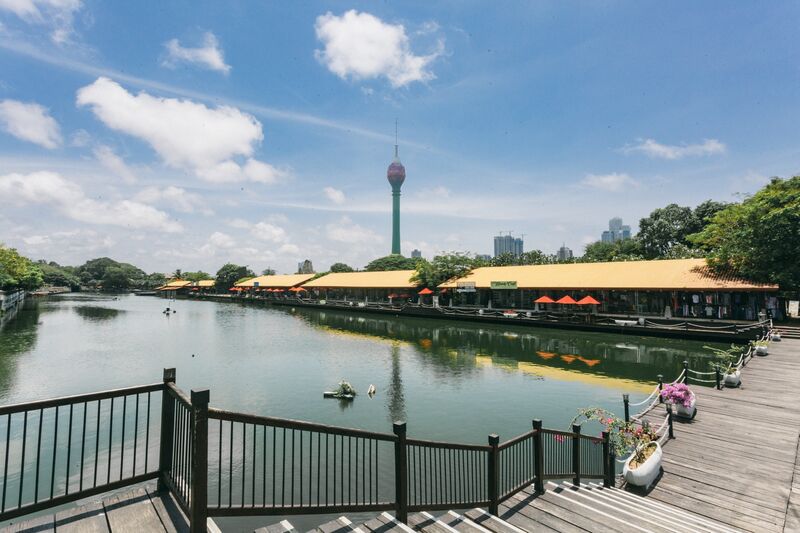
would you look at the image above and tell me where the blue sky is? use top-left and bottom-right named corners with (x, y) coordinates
top-left (0, 1), bottom-right (798, 274)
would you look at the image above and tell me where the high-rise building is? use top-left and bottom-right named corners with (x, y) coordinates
top-left (557, 245), bottom-right (573, 262)
top-left (411, 249), bottom-right (422, 258)
top-left (493, 234), bottom-right (524, 258)
top-left (297, 260), bottom-right (314, 274)
top-left (601, 218), bottom-right (632, 243)
top-left (386, 125), bottom-right (406, 255)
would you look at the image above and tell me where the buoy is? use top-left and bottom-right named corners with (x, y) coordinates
top-left (367, 384), bottom-right (377, 396)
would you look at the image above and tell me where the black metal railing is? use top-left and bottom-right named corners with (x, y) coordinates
top-left (206, 408), bottom-right (396, 516)
top-left (0, 382), bottom-right (163, 522)
top-left (0, 369), bottom-right (617, 532)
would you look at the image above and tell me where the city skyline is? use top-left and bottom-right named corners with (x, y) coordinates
top-left (0, 2), bottom-right (797, 274)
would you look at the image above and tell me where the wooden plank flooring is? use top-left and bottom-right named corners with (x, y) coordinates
top-left (1, 483), bottom-right (189, 533)
top-left (638, 338), bottom-right (800, 533)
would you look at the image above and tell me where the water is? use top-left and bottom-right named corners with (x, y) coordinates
top-left (0, 294), bottom-right (725, 529)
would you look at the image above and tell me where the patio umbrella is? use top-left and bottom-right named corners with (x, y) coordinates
top-left (387, 293), bottom-right (398, 299)
top-left (418, 288), bottom-right (433, 295)
top-left (273, 289), bottom-right (285, 293)
top-left (556, 295), bottom-right (577, 304)
top-left (228, 287), bottom-right (237, 292)
top-left (295, 287), bottom-right (307, 292)
top-left (576, 296), bottom-right (601, 305)
top-left (534, 296), bottom-right (555, 304)
top-left (288, 287), bottom-right (299, 292)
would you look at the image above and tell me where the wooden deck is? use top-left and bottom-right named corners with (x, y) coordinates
top-left (639, 337), bottom-right (800, 532)
top-left (2, 484), bottom-right (190, 533)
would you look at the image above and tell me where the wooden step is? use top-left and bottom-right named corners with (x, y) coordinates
top-left (255, 519), bottom-right (298, 533)
top-left (407, 512), bottom-right (459, 533)
top-left (440, 511), bottom-right (493, 533)
top-left (463, 508), bottom-right (526, 533)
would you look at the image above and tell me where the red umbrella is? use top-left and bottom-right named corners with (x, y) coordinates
top-left (273, 289), bottom-right (285, 293)
top-left (534, 296), bottom-right (555, 304)
top-left (418, 288), bottom-right (433, 295)
top-left (576, 296), bottom-right (601, 305)
top-left (288, 287), bottom-right (300, 292)
top-left (228, 287), bottom-right (237, 292)
top-left (295, 286), bottom-right (307, 292)
top-left (387, 293), bottom-right (398, 298)
top-left (556, 295), bottom-right (577, 304)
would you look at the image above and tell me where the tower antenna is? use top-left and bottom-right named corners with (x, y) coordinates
top-left (394, 118), bottom-right (398, 157)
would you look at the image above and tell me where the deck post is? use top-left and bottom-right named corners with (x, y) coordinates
top-left (572, 424), bottom-right (581, 486)
top-left (715, 364), bottom-right (722, 390)
top-left (158, 368), bottom-right (176, 492)
top-left (532, 420), bottom-right (544, 494)
top-left (622, 394), bottom-right (630, 422)
top-left (602, 430), bottom-right (611, 487)
top-left (682, 361), bottom-right (689, 384)
top-left (666, 404), bottom-right (674, 439)
top-left (393, 421), bottom-right (408, 523)
top-left (657, 375), bottom-right (664, 403)
top-left (488, 434), bottom-right (500, 515)
top-left (190, 389), bottom-right (209, 533)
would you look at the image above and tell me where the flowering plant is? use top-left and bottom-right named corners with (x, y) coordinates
top-left (660, 383), bottom-right (693, 408)
top-left (569, 407), bottom-right (656, 465)
top-left (703, 344), bottom-right (743, 372)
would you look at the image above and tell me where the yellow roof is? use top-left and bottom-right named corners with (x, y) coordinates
top-left (195, 280), bottom-right (215, 287)
top-left (303, 270), bottom-right (418, 289)
top-left (157, 280), bottom-right (192, 290)
top-left (235, 273), bottom-right (315, 288)
top-left (439, 259), bottom-right (778, 291)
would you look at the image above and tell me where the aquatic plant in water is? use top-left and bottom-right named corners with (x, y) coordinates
top-left (333, 380), bottom-right (357, 396)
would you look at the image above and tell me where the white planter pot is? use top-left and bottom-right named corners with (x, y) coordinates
top-left (623, 442), bottom-right (662, 488)
top-left (724, 370), bottom-right (741, 388)
top-left (771, 333), bottom-right (781, 342)
top-left (755, 345), bottom-right (769, 356)
top-left (674, 394), bottom-right (697, 419)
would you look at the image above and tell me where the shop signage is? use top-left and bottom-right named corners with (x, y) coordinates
top-left (490, 281), bottom-right (518, 290)
top-left (456, 281), bottom-right (476, 293)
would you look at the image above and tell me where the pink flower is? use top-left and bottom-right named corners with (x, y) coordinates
top-left (554, 434), bottom-right (566, 444)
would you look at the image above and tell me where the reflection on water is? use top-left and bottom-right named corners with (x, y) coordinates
top-left (288, 307), bottom-right (724, 387)
top-left (387, 343), bottom-right (406, 423)
top-left (73, 306), bottom-right (123, 321)
top-left (0, 302), bottom-right (40, 394)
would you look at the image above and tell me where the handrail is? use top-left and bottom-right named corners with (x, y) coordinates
top-left (208, 406), bottom-right (397, 442)
top-left (0, 382), bottom-right (163, 416)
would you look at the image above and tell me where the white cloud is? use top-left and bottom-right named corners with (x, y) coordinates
top-left (326, 215), bottom-right (382, 244)
top-left (69, 128), bottom-right (90, 147)
top-left (0, 171), bottom-right (183, 232)
top-left (208, 231), bottom-right (235, 248)
top-left (251, 221), bottom-right (287, 243)
top-left (226, 218), bottom-right (252, 229)
top-left (0, 0), bottom-right (83, 44)
top-left (0, 99), bottom-right (61, 148)
top-left (162, 32), bottom-right (231, 74)
top-left (622, 138), bottom-right (726, 160)
top-left (278, 243), bottom-right (300, 255)
top-left (581, 173), bottom-right (638, 192)
top-left (93, 145), bottom-right (136, 184)
top-left (323, 186), bottom-right (346, 204)
top-left (134, 185), bottom-right (211, 214)
top-left (314, 10), bottom-right (444, 87)
top-left (76, 77), bottom-right (278, 183)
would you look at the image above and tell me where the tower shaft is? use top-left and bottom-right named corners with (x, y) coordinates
top-left (391, 187), bottom-right (401, 254)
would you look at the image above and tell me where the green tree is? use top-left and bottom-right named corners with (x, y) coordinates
top-left (412, 253), bottom-right (480, 289)
top-left (143, 273), bottom-right (167, 289)
top-left (261, 267), bottom-right (276, 276)
top-left (215, 263), bottom-right (255, 291)
top-left (690, 176), bottom-right (800, 289)
top-left (0, 245), bottom-right (43, 290)
top-left (491, 252), bottom-right (518, 266)
top-left (582, 239), bottom-right (644, 262)
top-left (329, 262), bottom-right (354, 273)
top-left (637, 204), bottom-right (699, 258)
top-left (364, 255), bottom-right (419, 271)
top-left (37, 262), bottom-right (80, 290)
top-left (101, 266), bottom-right (131, 291)
top-left (182, 271), bottom-right (211, 282)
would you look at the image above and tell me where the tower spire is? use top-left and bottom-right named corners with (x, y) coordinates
top-left (394, 118), bottom-right (398, 158)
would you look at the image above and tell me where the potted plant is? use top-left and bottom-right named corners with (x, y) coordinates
top-left (660, 382), bottom-right (696, 419)
top-left (752, 339), bottom-right (769, 356)
top-left (771, 331), bottom-right (782, 342)
top-left (703, 344), bottom-right (743, 388)
top-left (570, 408), bottom-right (661, 489)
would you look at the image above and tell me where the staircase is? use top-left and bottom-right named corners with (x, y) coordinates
top-left (254, 481), bottom-right (744, 533)
top-left (775, 325), bottom-right (800, 340)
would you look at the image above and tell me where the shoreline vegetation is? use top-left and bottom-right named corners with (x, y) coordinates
top-left (1, 175), bottom-right (798, 299)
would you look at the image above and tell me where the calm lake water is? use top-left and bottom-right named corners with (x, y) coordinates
top-left (0, 293), bottom-right (725, 530)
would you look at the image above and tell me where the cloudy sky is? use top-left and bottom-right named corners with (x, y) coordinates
top-left (0, 2), bottom-right (798, 274)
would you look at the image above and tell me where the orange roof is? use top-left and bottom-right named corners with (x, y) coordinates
top-left (439, 259), bottom-right (778, 291)
top-left (235, 274), bottom-right (315, 288)
top-left (157, 280), bottom-right (192, 290)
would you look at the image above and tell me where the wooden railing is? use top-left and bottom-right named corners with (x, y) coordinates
top-left (0, 369), bottom-right (614, 532)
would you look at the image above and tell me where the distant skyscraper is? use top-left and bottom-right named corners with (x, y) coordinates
top-left (411, 249), bottom-right (422, 258)
top-left (386, 122), bottom-right (405, 255)
top-left (493, 234), bottom-right (524, 258)
top-left (601, 218), bottom-right (632, 243)
top-left (297, 260), bottom-right (314, 274)
top-left (557, 245), bottom-right (573, 262)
